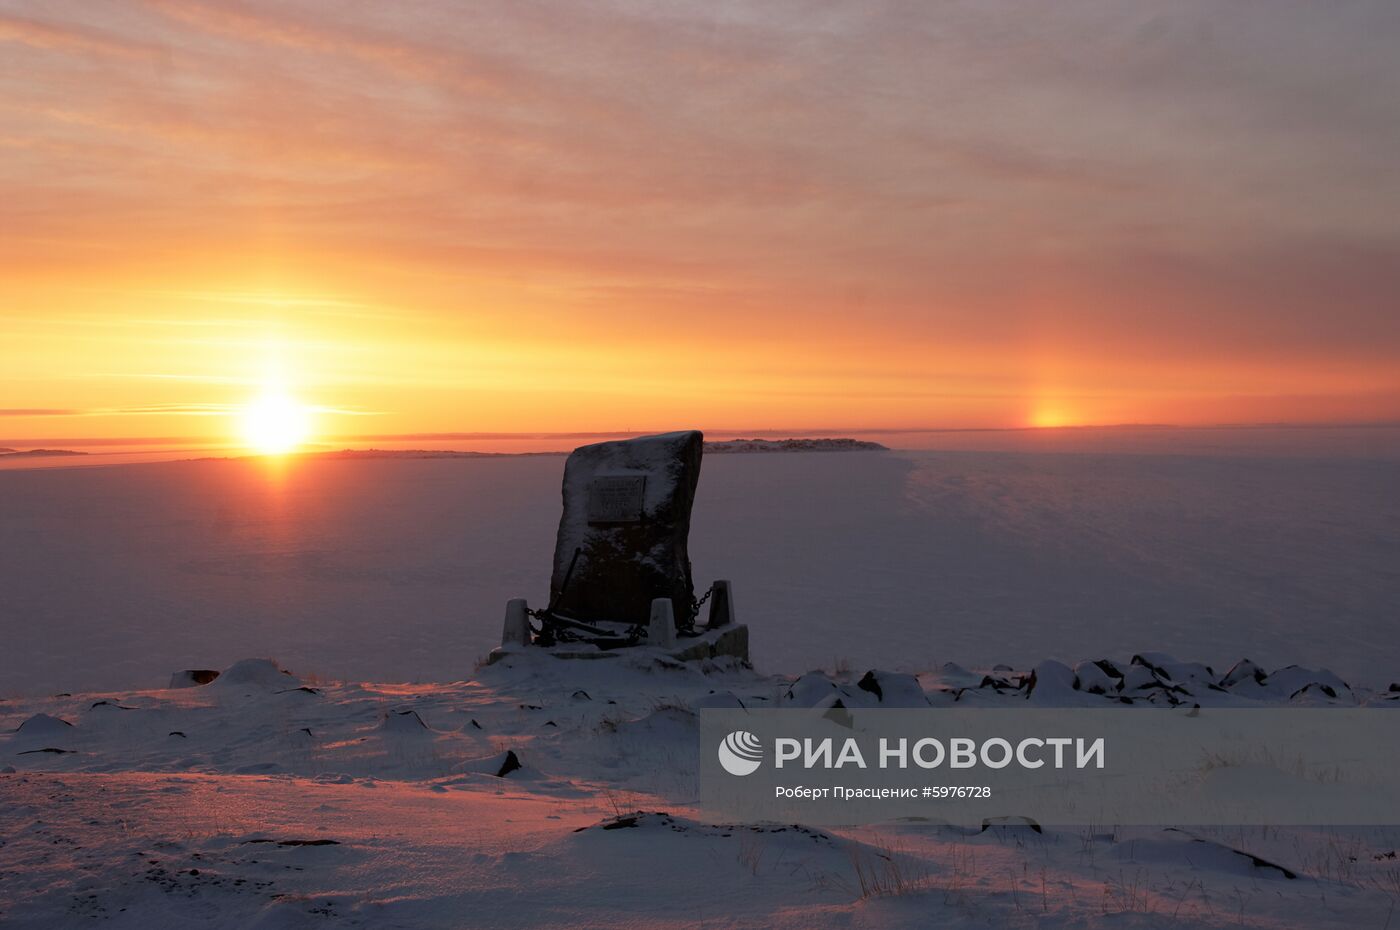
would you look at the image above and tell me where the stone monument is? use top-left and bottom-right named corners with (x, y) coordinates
top-left (550, 429), bottom-right (703, 628)
top-left (490, 429), bottom-right (748, 663)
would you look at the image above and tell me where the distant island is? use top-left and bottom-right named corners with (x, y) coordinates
top-left (305, 438), bottom-right (887, 461)
top-left (0, 448), bottom-right (87, 459)
top-left (704, 438), bottom-right (887, 453)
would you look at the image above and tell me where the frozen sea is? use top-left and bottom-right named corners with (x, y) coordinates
top-left (1, 426), bottom-right (1398, 695)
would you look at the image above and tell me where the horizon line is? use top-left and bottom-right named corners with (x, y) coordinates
top-left (5, 419), bottom-right (1400, 448)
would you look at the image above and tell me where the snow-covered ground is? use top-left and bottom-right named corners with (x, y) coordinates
top-left (5, 652), bottom-right (1400, 928)
top-left (3, 431), bottom-right (1400, 927)
top-left (1, 434), bottom-right (1397, 695)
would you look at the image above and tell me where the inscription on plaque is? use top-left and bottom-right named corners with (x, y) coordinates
top-left (587, 475), bottom-right (646, 525)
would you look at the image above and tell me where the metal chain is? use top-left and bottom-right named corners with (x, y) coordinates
top-left (690, 582), bottom-right (715, 619)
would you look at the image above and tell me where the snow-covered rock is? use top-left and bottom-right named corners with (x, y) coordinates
top-left (1025, 660), bottom-right (1076, 698)
top-left (1268, 665), bottom-right (1353, 702)
top-left (210, 658), bottom-right (300, 691)
top-left (1220, 658), bottom-right (1268, 688)
top-left (379, 709), bottom-right (431, 733)
top-left (452, 749), bottom-right (522, 777)
top-left (1072, 659), bottom-right (1122, 694)
top-left (779, 671), bottom-right (845, 708)
top-left (15, 713), bottom-right (73, 735)
top-left (854, 670), bottom-right (928, 706)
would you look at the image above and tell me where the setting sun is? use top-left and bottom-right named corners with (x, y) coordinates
top-left (1029, 406), bottom-right (1074, 429)
top-left (240, 391), bottom-right (312, 454)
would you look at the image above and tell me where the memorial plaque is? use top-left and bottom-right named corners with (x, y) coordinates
top-left (586, 475), bottom-right (646, 525)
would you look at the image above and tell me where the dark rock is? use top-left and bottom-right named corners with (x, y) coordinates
top-left (980, 816), bottom-right (1042, 834)
top-left (1093, 659), bottom-right (1123, 679)
top-left (169, 669), bottom-right (221, 689)
top-left (496, 750), bottom-right (522, 777)
top-left (600, 814), bottom-right (641, 830)
top-left (1219, 659), bottom-right (1267, 688)
top-left (550, 430), bottom-right (703, 627)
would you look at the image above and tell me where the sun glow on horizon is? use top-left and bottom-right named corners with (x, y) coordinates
top-left (1029, 405), bottom-right (1076, 429)
top-left (240, 390), bottom-right (313, 454)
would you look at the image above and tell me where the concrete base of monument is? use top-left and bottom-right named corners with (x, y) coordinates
top-left (489, 583), bottom-right (747, 666)
top-left (486, 622), bottom-right (750, 666)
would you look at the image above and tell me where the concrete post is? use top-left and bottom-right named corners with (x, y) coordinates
top-left (502, 598), bottom-right (531, 647)
top-left (648, 597), bottom-right (676, 648)
top-left (706, 579), bottom-right (735, 629)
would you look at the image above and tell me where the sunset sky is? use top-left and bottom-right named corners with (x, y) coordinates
top-left (3, 1), bottom-right (1400, 446)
